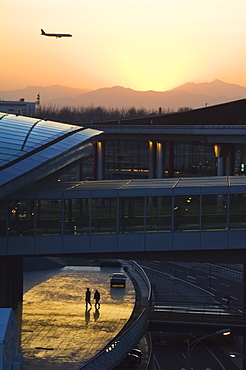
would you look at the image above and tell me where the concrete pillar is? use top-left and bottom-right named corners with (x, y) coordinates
top-left (149, 141), bottom-right (157, 179)
top-left (96, 141), bottom-right (105, 180)
top-left (75, 162), bottom-right (83, 180)
top-left (214, 144), bottom-right (235, 176)
top-left (0, 256), bottom-right (23, 309)
top-left (156, 142), bottom-right (165, 178)
top-left (93, 143), bottom-right (98, 180)
top-left (168, 140), bottom-right (174, 178)
top-left (217, 157), bottom-right (224, 176)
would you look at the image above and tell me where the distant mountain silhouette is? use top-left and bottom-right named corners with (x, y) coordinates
top-left (1, 80), bottom-right (246, 111)
top-left (0, 85), bottom-right (90, 103)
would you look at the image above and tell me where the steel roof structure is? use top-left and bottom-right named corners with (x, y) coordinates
top-left (0, 113), bottom-right (103, 199)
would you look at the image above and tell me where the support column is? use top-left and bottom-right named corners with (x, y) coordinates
top-left (148, 141), bottom-right (157, 179)
top-left (75, 162), bottom-right (83, 180)
top-left (168, 140), bottom-right (174, 178)
top-left (156, 142), bottom-right (165, 178)
top-left (0, 256), bottom-right (24, 350)
top-left (214, 144), bottom-right (235, 176)
top-left (0, 256), bottom-right (23, 309)
top-left (93, 143), bottom-right (98, 180)
top-left (97, 141), bottom-right (105, 180)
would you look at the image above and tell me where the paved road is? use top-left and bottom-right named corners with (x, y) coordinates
top-left (140, 261), bottom-right (243, 370)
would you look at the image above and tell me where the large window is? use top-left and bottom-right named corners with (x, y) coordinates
top-left (105, 140), bottom-right (149, 179)
top-left (36, 199), bottom-right (62, 235)
top-left (174, 142), bottom-right (216, 176)
top-left (202, 195), bottom-right (227, 230)
top-left (230, 194), bottom-right (246, 230)
top-left (119, 197), bottom-right (145, 233)
top-left (146, 196), bottom-right (172, 232)
top-left (174, 195), bottom-right (200, 231)
top-left (8, 200), bottom-right (34, 236)
top-left (64, 199), bottom-right (89, 234)
top-left (0, 200), bottom-right (7, 236)
top-left (91, 198), bottom-right (117, 233)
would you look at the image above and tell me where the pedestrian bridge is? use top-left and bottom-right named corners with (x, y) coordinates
top-left (1, 176), bottom-right (246, 260)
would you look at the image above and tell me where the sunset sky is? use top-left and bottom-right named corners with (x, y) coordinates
top-left (1, 0), bottom-right (246, 91)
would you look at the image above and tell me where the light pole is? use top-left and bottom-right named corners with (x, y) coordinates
top-left (229, 352), bottom-right (246, 358)
top-left (187, 329), bottom-right (231, 370)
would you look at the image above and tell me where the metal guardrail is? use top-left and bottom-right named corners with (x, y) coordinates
top-left (80, 309), bottom-right (148, 370)
top-left (79, 262), bottom-right (152, 370)
top-left (193, 263), bottom-right (242, 282)
top-left (142, 266), bottom-right (215, 302)
top-left (130, 260), bottom-right (152, 303)
top-left (150, 300), bottom-right (246, 325)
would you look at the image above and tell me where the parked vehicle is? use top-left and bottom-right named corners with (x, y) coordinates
top-left (110, 272), bottom-right (127, 288)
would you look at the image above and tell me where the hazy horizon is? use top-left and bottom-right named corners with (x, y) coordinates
top-left (2, 79), bottom-right (246, 94)
top-left (2, 1), bottom-right (246, 92)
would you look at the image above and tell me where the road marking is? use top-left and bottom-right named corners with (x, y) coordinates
top-left (203, 345), bottom-right (226, 370)
top-left (220, 282), bottom-right (230, 287)
top-left (182, 352), bottom-right (187, 359)
top-left (153, 354), bottom-right (162, 370)
top-left (197, 275), bottom-right (207, 279)
top-left (211, 288), bottom-right (217, 292)
top-left (187, 275), bottom-right (196, 280)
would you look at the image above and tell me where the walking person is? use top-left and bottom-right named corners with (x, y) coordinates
top-left (94, 289), bottom-right (100, 309)
top-left (85, 288), bottom-right (92, 310)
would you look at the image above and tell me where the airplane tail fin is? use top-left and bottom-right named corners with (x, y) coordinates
top-left (41, 29), bottom-right (46, 35)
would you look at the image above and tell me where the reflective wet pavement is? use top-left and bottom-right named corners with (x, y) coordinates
top-left (21, 266), bottom-right (135, 369)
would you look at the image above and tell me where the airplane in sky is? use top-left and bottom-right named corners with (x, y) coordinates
top-left (41, 29), bottom-right (72, 38)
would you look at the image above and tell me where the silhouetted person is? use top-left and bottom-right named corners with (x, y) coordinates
top-left (85, 288), bottom-right (92, 310)
top-left (94, 289), bottom-right (100, 309)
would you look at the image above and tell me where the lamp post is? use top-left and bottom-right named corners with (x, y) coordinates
top-left (229, 352), bottom-right (246, 358)
top-left (187, 329), bottom-right (231, 370)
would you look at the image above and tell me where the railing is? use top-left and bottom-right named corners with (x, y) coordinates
top-left (193, 263), bottom-right (242, 282)
top-left (130, 260), bottom-right (152, 303)
top-left (79, 309), bottom-right (148, 370)
top-left (79, 262), bottom-right (152, 369)
top-left (142, 266), bottom-right (215, 303)
top-left (150, 300), bottom-right (246, 325)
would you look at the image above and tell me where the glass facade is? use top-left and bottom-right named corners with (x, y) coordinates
top-left (105, 140), bottom-right (149, 179)
top-left (174, 195), bottom-right (200, 231)
top-left (119, 197), bottom-right (145, 233)
top-left (146, 196), bottom-right (172, 232)
top-left (0, 200), bottom-right (7, 236)
top-left (8, 200), bottom-right (35, 236)
top-left (174, 142), bottom-right (216, 176)
top-left (36, 199), bottom-right (62, 235)
top-left (230, 194), bottom-right (246, 230)
top-left (103, 139), bottom-right (217, 180)
top-left (202, 195), bottom-right (227, 230)
top-left (64, 198), bottom-right (89, 234)
top-left (3, 193), bottom-right (246, 236)
top-left (91, 198), bottom-right (117, 233)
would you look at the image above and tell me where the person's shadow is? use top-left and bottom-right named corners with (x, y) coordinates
top-left (85, 308), bottom-right (91, 326)
top-left (94, 308), bottom-right (100, 322)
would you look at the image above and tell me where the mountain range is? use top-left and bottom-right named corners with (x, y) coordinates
top-left (1, 80), bottom-right (246, 111)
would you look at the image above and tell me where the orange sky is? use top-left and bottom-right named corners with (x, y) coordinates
top-left (1, 0), bottom-right (246, 91)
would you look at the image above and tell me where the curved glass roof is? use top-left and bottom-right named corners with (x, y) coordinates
top-left (0, 113), bottom-right (86, 166)
top-left (0, 113), bottom-right (103, 198)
